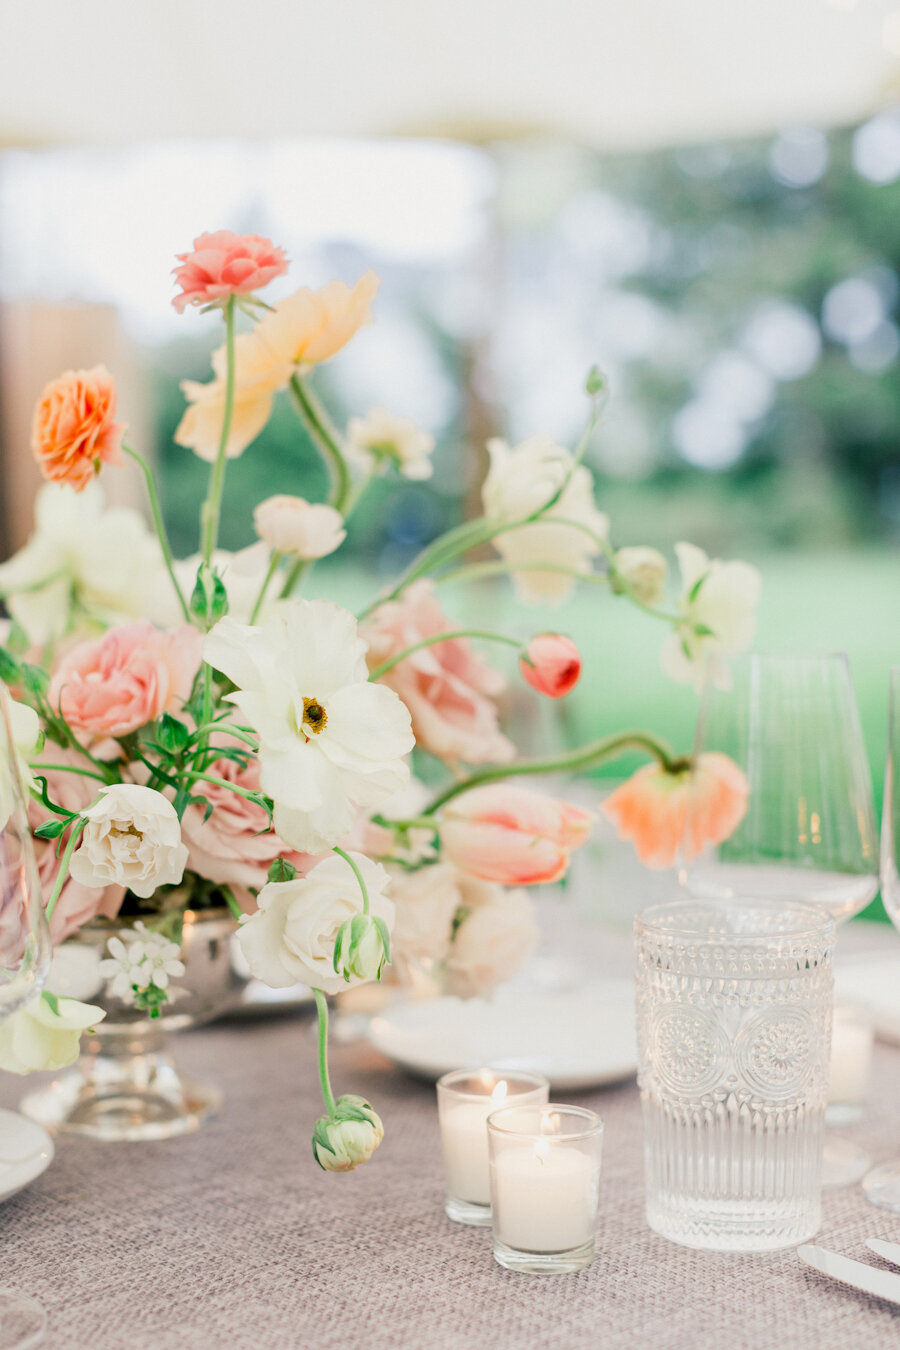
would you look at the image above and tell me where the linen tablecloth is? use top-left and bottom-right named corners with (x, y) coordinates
top-left (2, 987), bottom-right (900, 1350)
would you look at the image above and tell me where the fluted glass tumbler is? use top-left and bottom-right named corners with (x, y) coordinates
top-left (636, 899), bottom-right (834, 1252)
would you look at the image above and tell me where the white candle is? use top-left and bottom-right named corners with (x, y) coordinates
top-left (828, 1002), bottom-right (873, 1107)
top-left (441, 1079), bottom-right (509, 1205)
top-left (491, 1136), bottom-right (600, 1253)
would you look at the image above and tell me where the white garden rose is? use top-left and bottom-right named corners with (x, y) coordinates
top-left (346, 406), bottom-right (435, 481)
top-left (0, 484), bottom-right (162, 645)
top-left (0, 993), bottom-right (105, 1074)
top-left (387, 861), bottom-right (462, 967)
top-left (236, 851), bottom-right (394, 995)
top-left (69, 784), bottom-right (188, 900)
top-left (445, 888), bottom-right (538, 999)
top-left (204, 600), bottom-right (414, 853)
top-left (0, 693), bottom-right (40, 831)
top-left (253, 495), bottom-right (346, 559)
top-left (481, 435), bottom-right (609, 605)
top-left (613, 546), bottom-right (668, 608)
top-left (661, 542), bottom-right (761, 690)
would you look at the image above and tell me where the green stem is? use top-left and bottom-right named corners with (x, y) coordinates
top-left (279, 558), bottom-right (310, 601)
top-left (424, 729), bottom-right (684, 815)
top-left (44, 817), bottom-right (87, 923)
top-left (313, 989), bottom-right (337, 1119)
top-left (121, 443), bottom-right (189, 622)
top-left (188, 771), bottom-right (271, 808)
top-left (200, 296), bottom-right (237, 565)
top-left (249, 552), bottom-right (281, 625)
top-left (368, 629), bottom-right (522, 682)
top-left (220, 886), bottom-right (244, 922)
top-left (332, 844), bottom-right (370, 915)
top-left (288, 374), bottom-right (352, 512)
top-left (434, 559), bottom-right (608, 588)
top-left (29, 762), bottom-right (106, 783)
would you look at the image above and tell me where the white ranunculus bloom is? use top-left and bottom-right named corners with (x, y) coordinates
top-left (69, 785), bottom-right (189, 900)
top-left (204, 600), bottom-right (415, 853)
top-left (481, 435), bottom-right (609, 605)
top-left (346, 407), bottom-right (435, 481)
top-left (0, 484), bottom-right (163, 645)
top-left (253, 495), bottom-right (346, 559)
top-left (0, 694), bottom-right (40, 831)
top-left (0, 993), bottom-right (105, 1074)
top-left (237, 852), bottom-right (394, 995)
top-left (613, 545), bottom-right (668, 608)
top-left (445, 888), bottom-right (539, 999)
top-left (660, 542), bottom-right (761, 690)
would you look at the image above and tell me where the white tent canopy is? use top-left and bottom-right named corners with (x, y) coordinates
top-left (0, 0), bottom-right (897, 150)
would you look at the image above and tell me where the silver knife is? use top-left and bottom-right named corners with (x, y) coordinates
top-left (797, 1245), bottom-right (900, 1305)
top-left (866, 1238), bottom-right (900, 1269)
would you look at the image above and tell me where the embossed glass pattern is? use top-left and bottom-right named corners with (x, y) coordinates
top-left (636, 899), bottom-right (834, 1252)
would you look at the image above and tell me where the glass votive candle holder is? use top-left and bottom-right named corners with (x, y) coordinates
top-left (827, 999), bottom-right (874, 1127)
top-left (487, 1103), bottom-right (603, 1274)
top-left (437, 1069), bottom-right (549, 1226)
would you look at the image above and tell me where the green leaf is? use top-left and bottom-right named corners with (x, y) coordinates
top-left (374, 917), bottom-right (391, 967)
top-left (157, 713), bottom-right (191, 756)
top-left (0, 648), bottom-right (22, 684)
top-left (693, 623), bottom-right (716, 637)
top-left (21, 664), bottom-right (49, 696)
top-left (687, 573), bottom-right (708, 604)
top-left (41, 991), bottom-right (60, 1017)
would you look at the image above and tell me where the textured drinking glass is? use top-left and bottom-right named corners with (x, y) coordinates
top-left (636, 899), bottom-right (834, 1252)
top-left (488, 1103), bottom-right (603, 1274)
top-left (685, 653), bottom-right (878, 921)
top-left (437, 1069), bottom-right (549, 1225)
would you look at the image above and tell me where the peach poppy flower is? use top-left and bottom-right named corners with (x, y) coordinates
top-left (602, 751), bottom-right (749, 869)
top-left (172, 230), bottom-right (288, 313)
top-left (253, 272), bottom-right (379, 371)
top-left (31, 366), bottom-right (123, 493)
top-left (440, 783), bottom-right (593, 885)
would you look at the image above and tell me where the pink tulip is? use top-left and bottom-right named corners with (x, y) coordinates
top-left (172, 230), bottom-right (288, 313)
top-left (602, 752), bottom-right (749, 869)
top-left (519, 633), bottom-right (581, 699)
top-left (440, 784), bottom-right (593, 885)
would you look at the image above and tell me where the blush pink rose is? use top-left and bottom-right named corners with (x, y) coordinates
top-left (440, 783), bottom-right (593, 885)
top-left (28, 751), bottom-right (125, 943)
top-left (362, 580), bottom-right (514, 766)
top-left (50, 621), bottom-right (203, 740)
top-left (181, 752), bottom-right (319, 912)
top-left (172, 231), bottom-right (288, 313)
top-left (31, 365), bottom-right (123, 493)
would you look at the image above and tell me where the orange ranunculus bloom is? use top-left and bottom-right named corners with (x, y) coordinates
top-left (31, 365), bottom-right (123, 492)
top-left (602, 751), bottom-right (748, 869)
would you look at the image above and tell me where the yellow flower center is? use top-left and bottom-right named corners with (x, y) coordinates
top-left (302, 697), bottom-right (328, 736)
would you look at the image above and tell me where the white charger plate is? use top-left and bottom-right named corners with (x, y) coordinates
top-left (0, 1110), bottom-right (53, 1202)
top-left (836, 950), bottom-right (900, 1045)
top-left (368, 978), bottom-right (637, 1090)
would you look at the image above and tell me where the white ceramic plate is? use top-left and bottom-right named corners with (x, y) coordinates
top-left (0, 1110), bottom-right (53, 1202)
top-left (368, 978), bottom-right (637, 1090)
top-left (836, 950), bottom-right (900, 1045)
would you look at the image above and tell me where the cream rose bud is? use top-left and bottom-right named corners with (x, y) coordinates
top-left (313, 1095), bottom-right (384, 1172)
top-left (69, 784), bottom-right (189, 900)
top-left (236, 851), bottom-right (394, 996)
top-left (0, 993), bottom-right (105, 1074)
top-left (253, 495), bottom-right (346, 560)
top-left (613, 546), bottom-right (668, 608)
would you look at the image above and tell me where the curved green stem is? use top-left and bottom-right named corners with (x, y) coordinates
top-left (249, 552), bottom-right (281, 625)
top-left (29, 762), bottom-right (106, 783)
top-left (368, 629), bottom-right (522, 682)
top-left (121, 443), bottom-right (189, 622)
top-left (279, 558), bottom-right (310, 601)
top-left (200, 296), bottom-right (236, 565)
top-left (424, 730), bottom-right (684, 815)
top-left (288, 374), bottom-right (352, 513)
top-left (313, 989), bottom-right (337, 1119)
top-left (434, 559), bottom-right (608, 588)
top-left (188, 771), bottom-right (270, 808)
top-left (333, 844), bottom-right (370, 914)
top-left (44, 817), bottom-right (87, 923)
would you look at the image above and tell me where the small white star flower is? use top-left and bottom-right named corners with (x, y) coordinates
top-left (99, 922), bottom-right (185, 1007)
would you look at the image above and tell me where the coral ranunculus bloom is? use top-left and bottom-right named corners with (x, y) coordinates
top-left (172, 230), bottom-right (288, 312)
top-left (440, 783), bottom-right (593, 885)
top-left (602, 751), bottom-right (749, 869)
top-left (31, 366), bottom-right (123, 493)
top-left (519, 633), bottom-right (581, 699)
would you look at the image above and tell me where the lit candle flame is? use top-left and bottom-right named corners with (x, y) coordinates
top-left (533, 1136), bottom-right (550, 1166)
top-left (490, 1080), bottom-right (508, 1107)
top-left (479, 1068), bottom-right (494, 1091)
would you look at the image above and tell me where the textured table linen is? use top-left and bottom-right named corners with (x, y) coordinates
top-left (2, 1001), bottom-right (900, 1350)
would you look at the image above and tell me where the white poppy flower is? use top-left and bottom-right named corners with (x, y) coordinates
top-left (253, 495), bottom-right (346, 559)
top-left (346, 407), bottom-right (435, 481)
top-left (204, 600), bottom-right (415, 853)
top-left (481, 435), bottom-right (609, 605)
top-left (69, 784), bottom-right (189, 900)
top-left (0, 993), bottom-right (105, 1074)
top-left (661, 542), bottom-right (761, 690)
top-left (237, 851), bottom-right (394, 995)
top-left (0, 484), bottom-right (162, 645)
top-left (0, 693), bottom-right (40, 832)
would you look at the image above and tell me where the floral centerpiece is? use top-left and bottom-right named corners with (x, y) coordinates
top-left (0, 229), bottom-right (759, 1166)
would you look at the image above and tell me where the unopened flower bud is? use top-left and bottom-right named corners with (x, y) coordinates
top-left (613, 546), bottom-right (668, 608)
top-left (313, 1094), bottom-right (384, 1172)
top-left (519, 633), bottom-right (581, 699)
top-left (333, 913), bottom-right (391, 983)
top-left (190, 563), bottom-right (228, 627)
